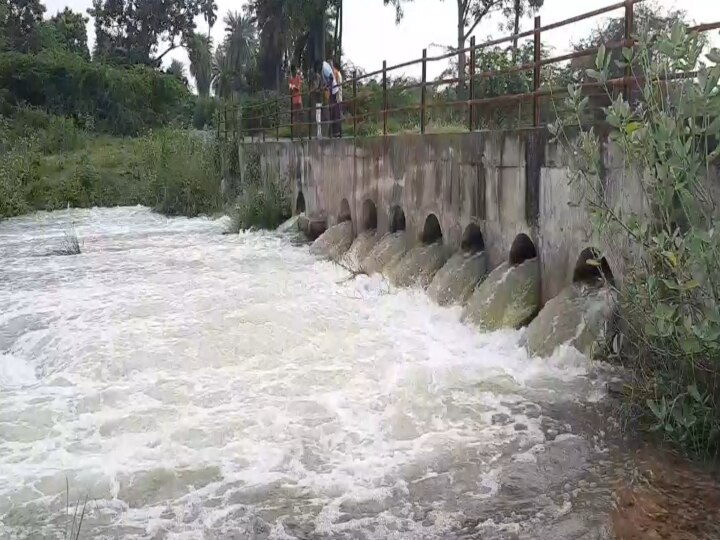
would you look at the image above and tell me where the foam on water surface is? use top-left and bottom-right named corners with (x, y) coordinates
top-left (0, 207), bottom-right (615, 539)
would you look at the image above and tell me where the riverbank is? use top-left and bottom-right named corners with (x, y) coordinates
top-left (1, 121), bottom-right (222, 220)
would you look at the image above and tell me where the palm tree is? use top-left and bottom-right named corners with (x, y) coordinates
top-left (188, 32), bottom-right (213, 97)
top-left (212, 12), bottom-right (258, 100)
top-left (212, 43), bottom-right (232, 99)
top-left (223, 11), bottom-right (257, 75)
top-left (203, 0), bottom-right (218, 31)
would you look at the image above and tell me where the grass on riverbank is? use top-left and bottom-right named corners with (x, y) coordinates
top-left (1, 116), bottom-right (222, 219)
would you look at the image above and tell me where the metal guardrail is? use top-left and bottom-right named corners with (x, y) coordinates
top-left (216, 0), bottom-right (720, 142)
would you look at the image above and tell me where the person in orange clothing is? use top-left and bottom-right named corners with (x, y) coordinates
top-left (288, 65), bottom-right (303, 134)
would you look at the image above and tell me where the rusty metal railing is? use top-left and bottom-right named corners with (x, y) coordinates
top-left (216, 0), bottom-right (719, 142)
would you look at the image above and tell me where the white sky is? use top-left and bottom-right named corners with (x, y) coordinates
top-left (45, 0), bottom-right (720, 82)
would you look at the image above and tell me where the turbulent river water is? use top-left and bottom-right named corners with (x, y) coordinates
top-left (0, 207), bottom-right (630, 539)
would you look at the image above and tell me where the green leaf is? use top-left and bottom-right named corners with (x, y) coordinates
top-left (671, 22), bottom-right (684, 46)
top-left (596, 44), bottom-right (606, 70)
top-left (626, 121), bottom-right (642, 135)
top-left (688, 384), bottom-right (703, 403)
top-left (647, 399), bottom-right (665, 420)
top-left (683, 280), bottom-right (701, 291)
top-left (585, 68), bottom-right (601, 81)
top-left (671, 406), bottom-right (686, 427)
top-left (662, 250), bottom-right (678, 267)
top-left (622, 47), bottom-right (633, 62)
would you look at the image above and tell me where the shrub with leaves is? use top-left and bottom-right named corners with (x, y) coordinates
top-left (141, 129), bottom-right (222, 217)
top-left (0, 135), bottom-right (39, 217)
top-left (228, 181), bottom-right (291, 233)
top-left (551, 23), bottom-right (720, 457)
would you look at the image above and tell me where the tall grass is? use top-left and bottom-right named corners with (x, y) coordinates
top-left (140, 129), bottom-right (222, 217)
top-left (1, 112), bottom-right (224, 219)
top-left (227, 182), bottom-right (291, 233)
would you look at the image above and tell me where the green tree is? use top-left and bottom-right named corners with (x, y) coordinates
top-left (0, 0), bottom-right (46, 52)
top-left (245, 0), bottom-right (342, 88)
top-left (567, 4), bottom-right (701, 120)
top-left (212, 12), bottom-right (257, 99)
top-left (382, 0), bottom-right (408, 24)
top-left (0, 3), bottom-right (9, 50)
top-left (202, 0), bottom-right (217, 30)
top-left (46, 8), bottom-right (89, 59)
top-left (167, 59), bottom-right (187, 85)
top-left (89, 0), bottom-right (216, 65)
top-left (502, 0), bottom-right (543, 60)
top-left (187, 32), bottom-right (213, 98)
top-left (388, 0), bottom-right (543, 93)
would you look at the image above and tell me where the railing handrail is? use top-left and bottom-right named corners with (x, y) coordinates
top-left (215, 0), bottom-right (719, 141)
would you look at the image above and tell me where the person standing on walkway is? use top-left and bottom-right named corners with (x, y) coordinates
top-left (321, 60), bottom-right (340, 138)
top-left (288, 65), bottom-right (303, 135)
top-left (331, 60), bottom-right (343, 138)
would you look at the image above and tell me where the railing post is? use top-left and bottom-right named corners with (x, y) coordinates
top-left (290, 93), bottom-right (294, 141)
top-left (352, 70), bottom-right (357, 139)
top-left (421, 48), bottom-right (427, 134)
top-left (382, 60), bottom-right (388, 136)
top-left (276, 95), bottom-right (280, 141)
top-left (623, 0), bottom-right (634, 103)
top-left (533, 16), bottom-right (541, 128)
top-left (469, 36), bottom-right (475, 132)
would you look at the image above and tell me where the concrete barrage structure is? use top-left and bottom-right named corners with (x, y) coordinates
top-left (244, 130), bottom-right (686, 303)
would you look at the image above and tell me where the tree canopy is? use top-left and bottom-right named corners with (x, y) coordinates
top-left (47, 8), bottom-right (90, 59)
top-left (89, 0), bottom-right (217, 66)
top-left (0, 0), bottom-right (46, 52)
top-left (188, 32), bottom-right (213, 98)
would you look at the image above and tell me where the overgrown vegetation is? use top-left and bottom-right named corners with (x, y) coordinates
top-left (229, 182), bottom-right (291, 232)
top-left (225, 146), bottom-right (291, 232)
top-left (551, 23), bottom-right (720, 458)
top-left (141, 129), bottom-right (222, 216)
top-left (0, 51), bottom-right (191, 136)
top-left (0, 113), bottom-right (223, 219)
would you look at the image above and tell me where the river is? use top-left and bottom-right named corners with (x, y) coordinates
top-left (0, 207), bottom-right (631, 539)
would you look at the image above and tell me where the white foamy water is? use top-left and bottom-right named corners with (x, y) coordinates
top-left (0, 207), bottom-right (615, 539)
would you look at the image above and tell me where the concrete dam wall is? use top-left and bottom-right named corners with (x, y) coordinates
top-left (244, 130), bottom-right (644, 303)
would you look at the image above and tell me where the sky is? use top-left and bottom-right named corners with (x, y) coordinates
top-left (44, 0), bottom-right (720, 82)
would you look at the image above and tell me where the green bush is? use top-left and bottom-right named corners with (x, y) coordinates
top-left (229, 181), bottom-right (291, 232)
top-left (192, 97), bottom-right (217, 130)
top-left (552, 24), bottom-right (720, 458)
top-left (5, 108), bottom-right (86, 154)
top-left (0, 135), bottom-right (41, 217)
top-left (141, 129), bottom-right (222, 217)
top-left (0, 51), bottom-right (191, 135)
top-left (0, 153), bottom-right (32, 217)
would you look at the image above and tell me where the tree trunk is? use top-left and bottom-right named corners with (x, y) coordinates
top-left (457, 0), bottom-right (466, 100)
top-left (337, 0), bottom-right (343, 65)
top-left (332, 2), bottom-right (340, 61)
top-left (512, 0), bottom-right (521, 61)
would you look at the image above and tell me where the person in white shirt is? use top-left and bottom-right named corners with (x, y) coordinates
top-left (322, 60), bottom-right (342, 138)
top-left (331, 60), bottom-right (343, 138)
